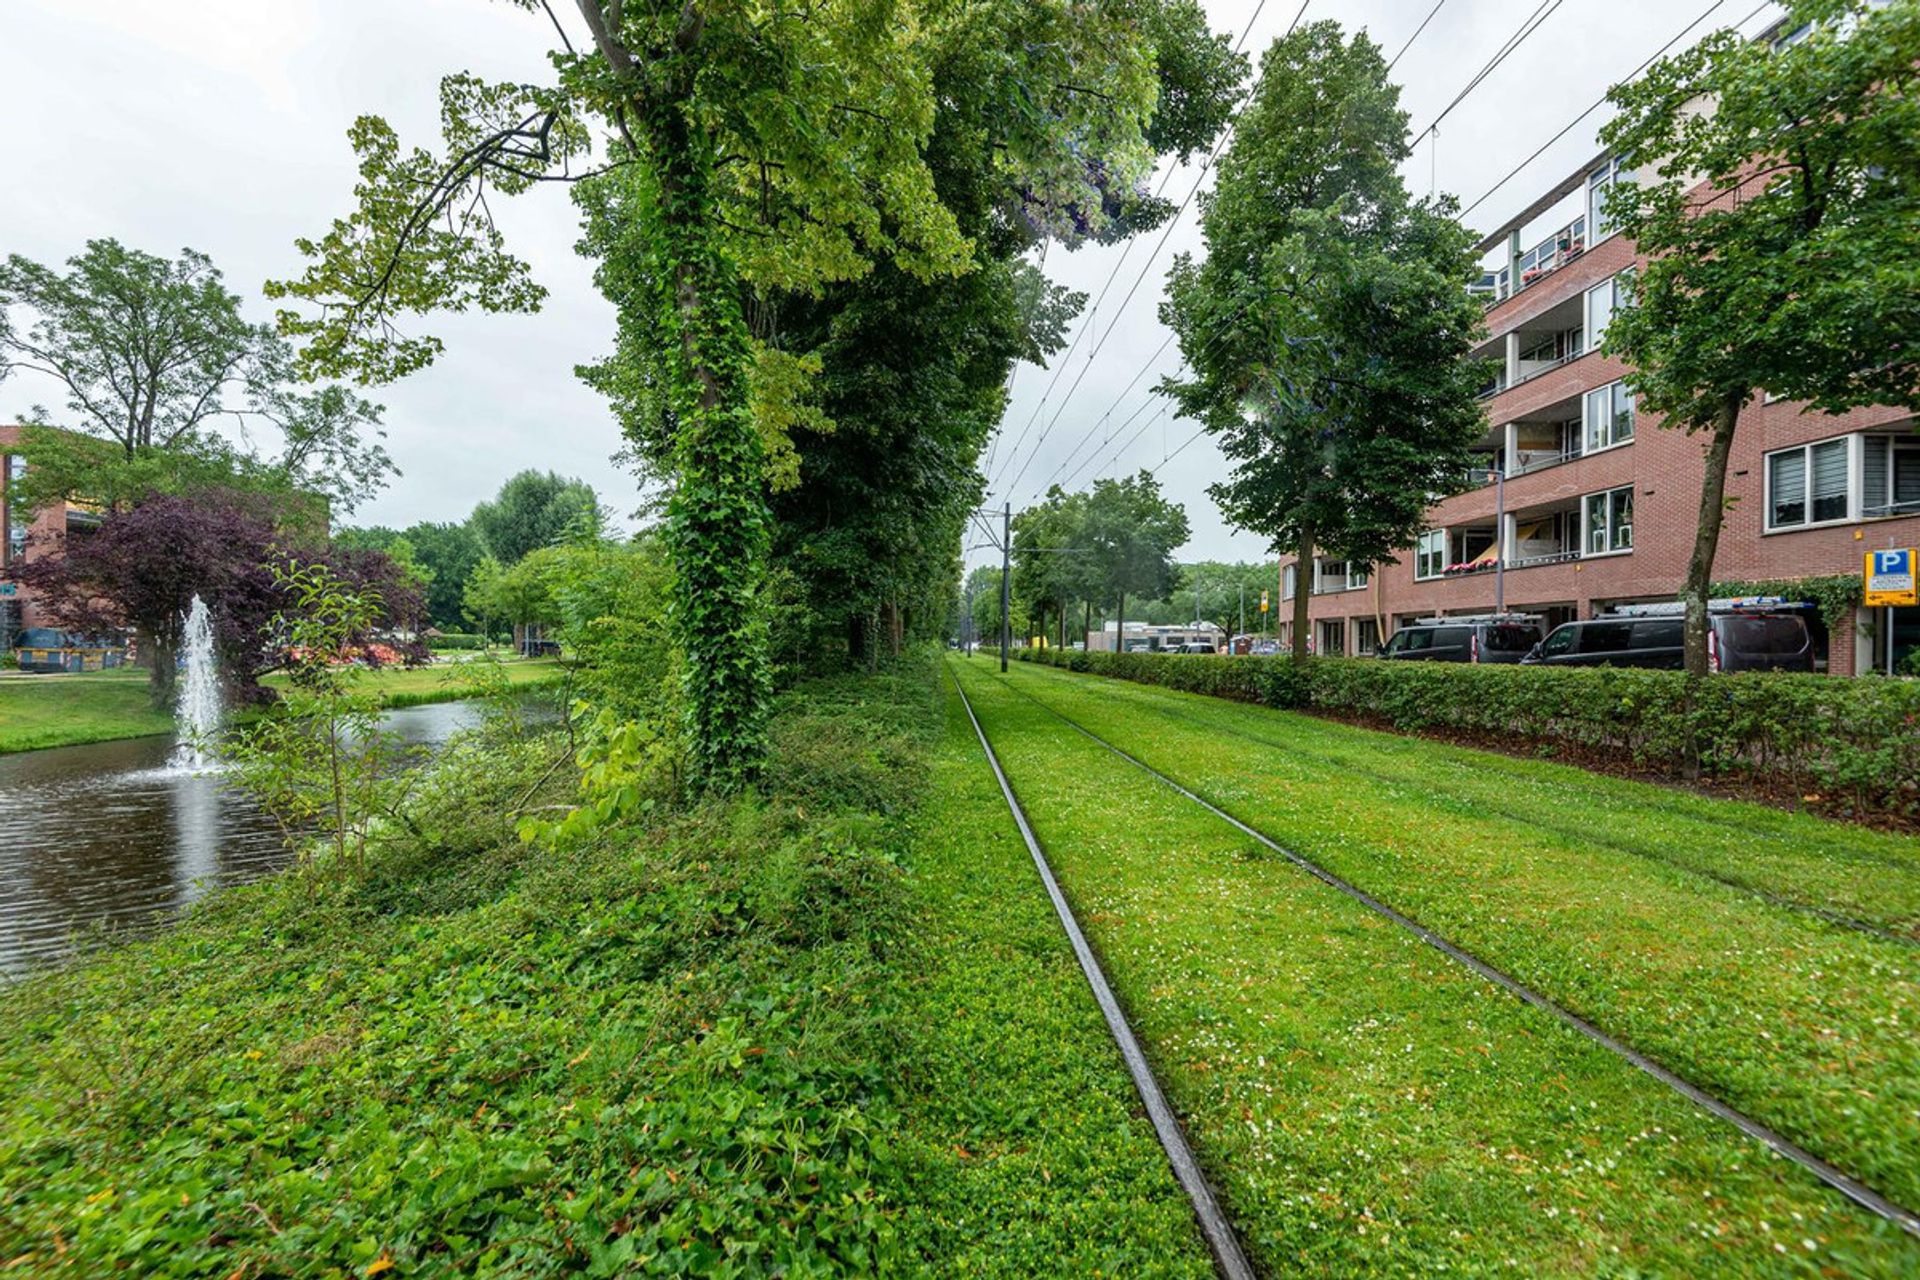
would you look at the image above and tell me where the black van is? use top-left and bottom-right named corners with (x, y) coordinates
top-left (1378, 614), bottom-right (1545, 664)
top-left (1522, 601), bottom-right (1814, 672)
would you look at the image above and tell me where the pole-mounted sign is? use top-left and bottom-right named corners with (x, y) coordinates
top-left (1865, 548), bottom-right (1918, 608)
top-left (1259, 589), bottom-right (1269, 614)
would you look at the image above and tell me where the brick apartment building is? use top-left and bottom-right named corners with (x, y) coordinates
top-left (1277, 143), bottom-right (1920, 676)
top-left (0, 424), bottom-right (105, 648)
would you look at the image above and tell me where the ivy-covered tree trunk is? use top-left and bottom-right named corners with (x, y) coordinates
top-left (1681, 393), bottom-right (1745, 678)
top-left (642, 87), bottom-right (771, 791)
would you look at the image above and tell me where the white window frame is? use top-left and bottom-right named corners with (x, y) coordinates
top-left (1582, 381), bottom-right (1635, 454)
top-left (1584, 276), bottom-right (1622, 353)
top-left (1282, 563), bottom-right (1297, 600)
top-left (1588, 158), bottom-right (1625, 241)
top-left (1581, 485), bottom-right (1634, 557)
top-left (1765, 435), bottom-right (1859, 532)
top-left (1414, 530), bottom-right (1445, 581)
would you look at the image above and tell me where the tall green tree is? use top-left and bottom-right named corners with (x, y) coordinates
top-left (1081, 471), bottom-right (1188, 644)
top-left (268, 0), bottom-right (1192, 788)
top-left (0, 239), bottom-right (392, 513)
top-left (468, 470), bottom-right (598, 565)
top-left (1161, 22), bottom-right (1487, 665)
top-left (1601, 0), bottom-right (1920, 674)
top-left (1013, 486), bottom-right (1092, 647)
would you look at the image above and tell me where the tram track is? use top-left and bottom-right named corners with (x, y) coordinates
top-left (1012, 662), bottom-right (1916, 948)
top-left (972, 664), bottom-right (1920, 1244)
top-left (949, 668), bottom-right (1258, 1280)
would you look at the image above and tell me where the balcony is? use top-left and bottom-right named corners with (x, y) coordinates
top-left (1471, 215), bottom-right (1588, 306)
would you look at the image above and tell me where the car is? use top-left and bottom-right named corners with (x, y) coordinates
top-left (1522, 600), bottom-right (1813, 672)
top-left (1174, 641), bottom-right (1218, 654)
top-left (1378, 614), bottom-right (1544, 664)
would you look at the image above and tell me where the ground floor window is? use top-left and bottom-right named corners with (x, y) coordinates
top-left (1355, 618), bottom-right (1380, 655)
top-left (1867, 604), bottom-right (1920, 675)
top-left (1319, 618), bottom-right (1346, 657)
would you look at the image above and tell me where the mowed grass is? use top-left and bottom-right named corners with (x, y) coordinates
top-left (949, 660), bottom-right (1917, 1274)
top-left (886, 684), bottom-right (1214, 1276)
top-left (996, 659), bottom-right (1920, 1221)
top-left (0, 658), bottom-right (565, 754)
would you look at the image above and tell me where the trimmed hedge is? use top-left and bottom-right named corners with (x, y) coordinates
top-left (426, 632), bottom-right (489, 650)
top-left (1017, 649), bottom-right (1920, 819)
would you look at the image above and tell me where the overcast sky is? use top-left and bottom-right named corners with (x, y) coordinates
top-left (0, 0), bottom-right (1784, 565)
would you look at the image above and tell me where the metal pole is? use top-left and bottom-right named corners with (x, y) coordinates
top-left (1494, 464), bottom-right (1507, 614)
top-left (1239, 582), bottom-right (1245, 640)
top-left (1000, 502), bottom-right (1011, 673)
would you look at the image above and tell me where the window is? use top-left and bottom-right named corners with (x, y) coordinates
top-left (6, 521), bottom-right (24, 564)
top-left (1863, 434), bottom-right (1920, 516)
top-left (1588, 158), bottom-right (1626, 239)
top-left (1585, 276), bottom-right (1623, 352)
top-left (1582, 381), bottom-right (1635, 452)
top-left (1583, 485), bottom-right (1634, 554)
top-left (1356, 618), bottom-right (1380, 655)
top-left (1319, 619), bottom-right (1346, 657)
top-left (1349, 564), bottom-right (1369, 590)
top-left (1767, 437), bottom-right (1852, 529)
top-left (1415, 530), bottom-right (1445, 580)
top-left (1282, 563), bottom-right (1297, 599)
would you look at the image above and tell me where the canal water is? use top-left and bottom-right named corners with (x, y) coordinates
top-left (0, 701), bottom-right (486, 974)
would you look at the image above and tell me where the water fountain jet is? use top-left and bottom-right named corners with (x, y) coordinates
top-left (172, 594), bottom-right (224, 771)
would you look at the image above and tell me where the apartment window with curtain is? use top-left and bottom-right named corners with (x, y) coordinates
top-left (1767, 437), bottom-right (1851, 529)
top-left (1319, 618), bottom-right (1346, 657)
top-left (1582, 381), bottom-right (1635, 452)
top-left (1414, 531), bottom-right (1445, 580)
top-left (1355, 618), bottom-right (1381, 655)
top-left (1583, 485), bottom-right (1634, 555)
top-left (1282, 563), bottom-right (1297, 599)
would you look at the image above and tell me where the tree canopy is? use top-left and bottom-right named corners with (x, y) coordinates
top-left (1161, 21), bottom-right (1486, 663)
top-left (468, 469), bottom-right (600, 566)
top-left (0, 239), bottom-right (393, 513)
top-left (1600, 0), bottom-right (1920, 673)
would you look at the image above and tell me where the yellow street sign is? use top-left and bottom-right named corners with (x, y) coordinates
top-left (1865, 549), bottom-right (1918, 607)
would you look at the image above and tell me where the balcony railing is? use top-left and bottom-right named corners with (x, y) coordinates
top-left (1507, 445), bottom-right (1583, 477)
top-left (1472, 216), bottom-right (1589, 306)
top-left (1864, 498), bottom-right (1920, 518)
top-left (1442, 547), bottom-right (1583, 577)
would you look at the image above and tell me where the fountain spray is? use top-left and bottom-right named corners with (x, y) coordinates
top-left (173, 594), bottom-right (224, 770)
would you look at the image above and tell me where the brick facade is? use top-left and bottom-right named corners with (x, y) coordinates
top-left (1, 424), bottom-right (92, 644)
top-left (1276, 217), bottom-right (1918, 675)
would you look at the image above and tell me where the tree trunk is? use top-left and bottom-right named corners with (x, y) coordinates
top-left (1291, 521), bottom-right (1315, 668)
top-left (145, 632), bottom-right (177, 709)
top-left (1059, 598), bottom-right (1068, 650)
top-left (1682, 394), bottom-right (1745, 677)
top-left (641, 82), bottom-right (771, 791)
top-left (1083, 600), bottom-right (1091, 648)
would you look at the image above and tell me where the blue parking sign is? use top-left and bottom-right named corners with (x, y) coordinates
top-left (1865, 548), bottom-right (1917, 607)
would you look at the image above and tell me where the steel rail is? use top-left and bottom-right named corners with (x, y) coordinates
top-left (948, 669), bottom-right (1259, 1280)
top-left (988, 668), bottom-right (1920, 1242)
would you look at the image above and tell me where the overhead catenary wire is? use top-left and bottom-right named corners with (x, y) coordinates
top-left (1413, 0), bottom-right (1569, 143)
top-left (1459, 0), bottom-right (1773, 221)
top-left (990, 0), bottom-right (1274, 495)
top-left (1387, 0), bottom-right (1448, 72)
top-left (999, 0), bottom-right (1309, 503)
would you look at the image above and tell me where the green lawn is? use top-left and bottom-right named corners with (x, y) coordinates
top-left (951, 658), bottom-right (1919, 1275)
top-left (0, 658), bottom-right (566, 754)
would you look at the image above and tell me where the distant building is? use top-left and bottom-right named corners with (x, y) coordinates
top-left (1086, 620), bottom-right (1225, 653)
top-left (1, 425), bottom-right (107, 647)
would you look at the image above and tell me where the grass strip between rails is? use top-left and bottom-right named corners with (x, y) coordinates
top-left (0, 658), bottom-right (567, 754)
top-left (950, 657), bottom-right (1918, 1276)
top-left (997, 658), bottom-right (1920, 1223)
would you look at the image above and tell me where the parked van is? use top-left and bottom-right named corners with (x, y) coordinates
top-left (1378, 614), bottom-right (1545, 664)
top-left (1521, 599), bottom-right (1814, 672)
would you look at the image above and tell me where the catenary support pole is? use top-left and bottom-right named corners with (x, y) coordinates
top-left (1000, 502), bottom-right (1011, 673)
top-left (1495, 464), bottom-right (1507, 614)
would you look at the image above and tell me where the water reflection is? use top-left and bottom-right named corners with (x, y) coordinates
top-left (0, 700), bottom-right (486, 974)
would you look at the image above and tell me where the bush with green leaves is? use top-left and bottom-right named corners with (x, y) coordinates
top-left (1019, 648), bottom-right (1920, 819)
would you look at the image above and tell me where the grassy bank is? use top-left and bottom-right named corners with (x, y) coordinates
top-left (0, 658), bottom-right (1217, 1276)
top-left (950, 659), bottom-right (1918, 1274)
top-left (0, 658), bottom-right (566, 754)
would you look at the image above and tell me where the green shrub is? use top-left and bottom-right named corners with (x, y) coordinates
top-left (1017, 649), bottom-right (1920, 818)
top-left (426, 631), bottom-right (488, 650)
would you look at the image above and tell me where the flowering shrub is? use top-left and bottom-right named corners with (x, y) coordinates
top-left (1018, 649), bottom-right (1920, 819)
